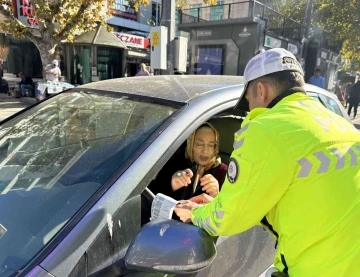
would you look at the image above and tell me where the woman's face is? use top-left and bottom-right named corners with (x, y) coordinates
top-left (192, 127), bottom-right (216, 166)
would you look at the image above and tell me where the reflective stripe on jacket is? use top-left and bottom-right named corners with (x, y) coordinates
top-left (191, 92), bottom-right (360, 277)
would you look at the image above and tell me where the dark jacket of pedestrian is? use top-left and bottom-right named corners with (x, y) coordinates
top-left (20, 76), bottom-right (34, 87)
top-left (349, 81), bottom-right (360, 104)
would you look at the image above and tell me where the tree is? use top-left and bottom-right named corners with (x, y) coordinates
top-left (316, 0), bottom-right (360, 71)
top-left (0, 0), bottom-right (114, 67)
top-left (274, 0), bottom-right (360, 71)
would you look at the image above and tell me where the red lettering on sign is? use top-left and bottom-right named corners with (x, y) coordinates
top-left (20, 6), bottom-right (33, 16)
top-left (21, 0), bottom-right (31, 6)
top-left (118, 34), bottom-right (143, 45)
top-left (28, 17), bottom-right (38, 25)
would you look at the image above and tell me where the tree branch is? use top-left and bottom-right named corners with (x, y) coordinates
top-left (56, 3), bottom-right (88, 40)
top-left (0, 4), bottom-right (42, 42)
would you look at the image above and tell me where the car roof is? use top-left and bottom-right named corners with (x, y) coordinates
top-left (78, 75), bottom-right (244, 104)
top-left (304, 83), bottom-right (335, 98)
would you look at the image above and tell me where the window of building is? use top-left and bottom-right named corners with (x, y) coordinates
top-left (210, 1), bottom-right (224, 20)
top-left (189, 4), bottom-right (202, 19)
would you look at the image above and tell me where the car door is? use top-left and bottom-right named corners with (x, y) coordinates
top-left (133, 103), bottom-right (274, 277)
top-left (37, 87), bottom-right (273, 277)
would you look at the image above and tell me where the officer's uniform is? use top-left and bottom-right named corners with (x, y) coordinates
top-left (190, 49), bottom-right (360, 277)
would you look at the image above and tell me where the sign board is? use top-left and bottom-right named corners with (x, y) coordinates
top-left (110, 0), bottom-right (137, 20)
top-left (152, 32), bottom-right (159, 46)
top-left (321, 51), bottom-right (328, 60)
top-left (13, 0), bottom-right (39, 29)
top-left (238, 26), bottom-right (251, 38)
top-left (264, 35), bottom-right (281, 48)
top-left (197, 30), bottom-right (212, 37)
top-left (114, 32), bottom-right (150, 49)
top-left (287, 43), bottom-right (299, 55)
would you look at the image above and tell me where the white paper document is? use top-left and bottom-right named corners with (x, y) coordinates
top-left (151, 193), bottom-right (179, 220)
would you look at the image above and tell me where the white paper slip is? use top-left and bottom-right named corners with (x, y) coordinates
top-left (151, 193), bottom-right (179, 220)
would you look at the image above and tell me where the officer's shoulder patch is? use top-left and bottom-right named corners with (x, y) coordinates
top-left (227, 158), bottom-right (239, 183)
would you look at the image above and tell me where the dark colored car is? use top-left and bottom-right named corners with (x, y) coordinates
top-left (0, 76), bottom-right (352, 277)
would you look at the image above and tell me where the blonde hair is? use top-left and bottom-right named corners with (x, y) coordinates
top-left (185, 122), bottom-right (220, 171)
top-left (140, 63), bottom-right (147, 70)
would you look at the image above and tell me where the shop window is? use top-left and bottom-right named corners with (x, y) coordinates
top-left (194, 45), bottom-right (224, 75)
top-left (210, 1), bottom-right (224, 20)
top-left (71, 45), bottom-right (91, 85)
top-left (97, 47), bottom-right (123, 81)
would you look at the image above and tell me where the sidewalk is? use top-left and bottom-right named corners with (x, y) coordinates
top-left (0, 93), bottom-right (37, 121)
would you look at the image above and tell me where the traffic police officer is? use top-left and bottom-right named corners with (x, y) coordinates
top-left (175, 48), bottom-right (360, 277)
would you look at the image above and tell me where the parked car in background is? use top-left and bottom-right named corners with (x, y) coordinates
top-left (0, 76), bottom-right (353, 277)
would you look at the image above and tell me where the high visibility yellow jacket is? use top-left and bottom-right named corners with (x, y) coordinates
top-left (191, 92), bottom-right (360, 276)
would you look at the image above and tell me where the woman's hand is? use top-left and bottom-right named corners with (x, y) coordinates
top-left (171, 169), bottom-right (193, 191)
top-left (200, 174), bottom-right (219, 197)
top-left (174, 200), bottom-right (198, 223)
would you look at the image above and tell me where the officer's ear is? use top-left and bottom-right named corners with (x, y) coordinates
top-left (257, 80), bottom-right (276, 104)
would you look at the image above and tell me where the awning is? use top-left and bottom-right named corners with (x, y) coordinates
top-left (72, 24), bottom-right (127, 49)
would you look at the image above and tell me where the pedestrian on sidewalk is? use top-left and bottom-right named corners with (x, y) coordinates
top-left (0, 75), bottom-right (9, 94)
top-left (18, 72), bottom-right (35, 97)
top-left (135, 63), bottom-right (150, 76)
top-left (308, 68), bottom-right (325, 89)
top-left (347, 80), bottom-right (360, 119)
top-left (44, 60), bottom-right (61, 82)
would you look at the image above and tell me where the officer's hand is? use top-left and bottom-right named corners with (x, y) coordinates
top-left (200, 174), bottom-right (219, 197)
top-left (189, 193), bottom-right (214, 204)
top-left (174, 200), bottom-right (198, 223)
top-left (171, 169), bottom-right (193, 191)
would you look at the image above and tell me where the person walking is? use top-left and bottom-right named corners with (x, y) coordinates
top-left (135, 63), bottom-right (150, 77)
top-left (175, 48), bottom-right (360, 277)
top-left (308, 68), bottom-right (325, 89)
top-left (348, 80), bottom-right (360, 119)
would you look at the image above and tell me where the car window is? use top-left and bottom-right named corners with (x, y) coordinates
top-left (318, 94), bottom-right (343, 117)
top-left (0, 90), bottom-right (178, 276)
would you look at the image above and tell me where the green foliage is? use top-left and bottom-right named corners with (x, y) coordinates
top-left (0, 0), bottom-right (115, 65)
top-left (276, 0), bottom-right (360, 70)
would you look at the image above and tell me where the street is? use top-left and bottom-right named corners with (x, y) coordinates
top-left (0, 93), bottom-right (36, 121)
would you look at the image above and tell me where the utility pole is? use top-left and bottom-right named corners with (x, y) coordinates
top-left (302, 0), bottom-right (314, 75)
top-left (303, 0), bottom-right (314, 39)
top-left (160, 0), bottom-right (176, 74)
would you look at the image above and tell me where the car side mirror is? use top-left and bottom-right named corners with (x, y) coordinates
top-left (124, 219), bottom-right (216, 274)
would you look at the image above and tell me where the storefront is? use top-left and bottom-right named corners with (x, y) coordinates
top-left (0, 32), bottom-right (43, 78)
top-left (113, 32), bottom-right (151, 76)
top-left (178, 23), bottom-right (264, 76)
top-left (63, 25), bottom-right (127, 85)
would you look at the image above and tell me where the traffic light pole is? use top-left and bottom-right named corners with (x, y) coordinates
top-left (160, 0), bottom-right (176, 75)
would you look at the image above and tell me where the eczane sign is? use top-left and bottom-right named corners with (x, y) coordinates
top-left (114, 32), bottom-right (150, 49)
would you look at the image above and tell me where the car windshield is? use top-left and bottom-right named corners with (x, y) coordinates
top-left (0, 90), bottom-right (178, 276)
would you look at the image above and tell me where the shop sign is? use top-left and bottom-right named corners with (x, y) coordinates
top-left (13, 0), bottom-right (39, 29)
top-left (197, 30), bottom-right (212, 37)
top-left (264, 35), bottom-right (281, 48)
top-left (114, 32), bottom-right (150, 49)
top-left (321, 51), bottom-right (328, 60)
top-left (331, 53), bottom-right (338, 63)
top-left (287, 43), bottom-right (298, 55)
top-left (238, 26), bottom-right (251, 38)
top-left (110, 0), bottom-right (137, 20)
